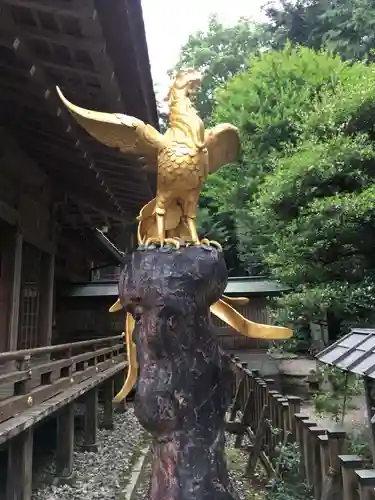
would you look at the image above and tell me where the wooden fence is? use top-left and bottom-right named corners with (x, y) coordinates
top-left (228, 358), bottom-right (375, 500)
top-left (0, 335), bottom-right (126, 500)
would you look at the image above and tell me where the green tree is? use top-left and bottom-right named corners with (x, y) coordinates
top-left (263, 0), bottom-right (375, 61)
top-left (246, 57), bottom-right (375, 328)
top-left (171, 13), bottom-right (263, 124)
top-left (212, 45), bottom-right (348, 274)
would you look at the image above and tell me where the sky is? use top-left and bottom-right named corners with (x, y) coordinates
top-left (141, 0), bottom-right (269, 101)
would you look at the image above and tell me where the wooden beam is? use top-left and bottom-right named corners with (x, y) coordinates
top-left (16, 123), bottom-right (79, 141)
top-left (38, 252), bottom-right (55, 347)
top-left (109, 189), bottom-right (149, 202)
top-left (65, 190), bottom-right (133, 223)
top-left (95, 157), bottom-right (145, 171)
top-left (56, 403), bottom-right (75, 480)
top-left (123, 0), bottom-right (157, 126)
top-left (4, 0), bottom-right (93, 18)
top-left (63, 1), bottom-right (126, 113)
top-left (82, 387), bottom-right (98, 452)
top-left (25, 142), bottom-right (91, 165)
top-left (21, 227), bottom-right (56, 255)
top-left (94, 0), bottom-right (156, 125)
top-left (114, 371), bottom-right (126, 413)
top-left (6, 428), bottom-right (33, 500)
top-left (39, 59), bottom-right (100, 78)
top-left (101, 378), bottom-right (114, 430)
top-left (8, 230), bottom-right (22, 351)
top-left (2, 26), bottom-right (106, 52)
top-left (0, 24), bottom-right (125, 219)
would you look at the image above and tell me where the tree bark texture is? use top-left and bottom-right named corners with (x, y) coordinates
top-left (118, 246), bottom-right (238, 500)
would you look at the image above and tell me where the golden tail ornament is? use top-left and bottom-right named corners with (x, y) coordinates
top-left (109, 294), bottom-right (292, 402)
top-left (109, 299), bottom-right (138, 403)
top-left (210, 299), bottom-right (292, 340)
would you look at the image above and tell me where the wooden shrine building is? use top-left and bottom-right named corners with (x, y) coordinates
top-left (0, 1), bottom-right (159, 498)
top-left (0, 0), bottom-right (158, 354)
top-left (61, 271), bottom-right (289, 351)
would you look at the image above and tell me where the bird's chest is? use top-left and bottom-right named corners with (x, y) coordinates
top-left (157, 146), bottom-right (208, 185)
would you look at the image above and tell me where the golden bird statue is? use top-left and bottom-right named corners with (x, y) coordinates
top-left (56, 68), bottom-right (293, 402)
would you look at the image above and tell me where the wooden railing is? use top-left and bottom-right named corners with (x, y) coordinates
top-left (228, 358), bottom-right (375, 500)
top-left (0, 335), bottom-right (124, 429)
top-left (0, 336), bottom-right (126, 499)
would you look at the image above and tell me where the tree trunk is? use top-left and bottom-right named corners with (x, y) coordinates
top-left (118, 246), bottom-right (238, 500)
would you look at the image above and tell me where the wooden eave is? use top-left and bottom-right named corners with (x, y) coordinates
top-left (0, 0), bottom-right (159, 231)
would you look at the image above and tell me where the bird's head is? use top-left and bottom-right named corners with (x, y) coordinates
top-left (166, 68), bottom-right (202, 102)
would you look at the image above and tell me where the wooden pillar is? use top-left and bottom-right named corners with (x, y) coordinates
top-left (339, 455), bottom-right (365, 500)
top-left (8, 230), bottom-right (23, 351)
top-left (83, 388), bottom-right (98, 452)
top-left (38, 252), bottom-right (55, 347)
top-left (318, 435), bottom-right (329, 489)
top-left (286, 396), bottom-right (301, 441)
top-left (296, 415), bottom-right (316, 478)
top-left (114, 371), bottom-right (127, 413)
top-left (356, 470), bottom-right (375, 500)
top-left (102, 378), bottom-right (114, 430)
top-left (364, 377), bottom-right (375, 466)
top-left (7, 428), bottom-right (33, 500)
top-left (323, 428), bottom-right (346, 500)
top-left (56, 403), bottom-right (75, 480)
top-left (308, 427), bottom-right (327, 500)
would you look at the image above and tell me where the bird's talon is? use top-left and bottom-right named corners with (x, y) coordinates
top-left (143, 237), bottom-right (180, 249)
top-left (208, 240), bottom-right (223, 251)
top-left (164, 238), bottom-right (181, 249)
top-left (199, 239), bottom-right (223, 251)
top-left (200, 238), bottom-right (210, 246)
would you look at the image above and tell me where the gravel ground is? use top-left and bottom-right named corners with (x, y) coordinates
top-left (131, 455), bottom-right (151, 500)
top-left (32, 406), bottom-right (147, 500)
top-left (302, 394), bottom-right (368, 431)
top-left (31, 406), bottom-right (265, 500)
top-left (226, 433), bottom-right (266, 500)
top-left (131, 432), bottom-right (266, 500)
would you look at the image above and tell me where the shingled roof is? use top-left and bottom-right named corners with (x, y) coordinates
top-left (317, 328), bottom-right (375, 378)
top-left (0, 0), bottom-right (158, 231)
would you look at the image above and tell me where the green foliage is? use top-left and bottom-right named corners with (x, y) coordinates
top-left (263, 0), bottom-right (375, 62)
top-left (196, 204), bottom-right (243, 274)
top-left (211, 45), bottom-right (354, 274)
top-left (171, 14), bottom-right (262, 125)
top-left (311, 365), bottom-right (363, 421)
top-left (347, 427), bottom-right (373, 462)
top-left (207, 43), bottom-right (375, 325)
top-left (265, 441), bottom-right (312, 500)
top-left (168, 5), bottom-right (375, 319)
top-left (268, 324), bottom-right (311, 356)
top-left (214, 45), bottom-right (345, 158)
top-left (242, 56), bottom-right (375, 325)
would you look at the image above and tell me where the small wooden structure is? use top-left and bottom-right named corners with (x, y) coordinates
top-left (318, 329), bottom-right (375, 465)
top-left (228, 358), bottom-right (375, 500)
top-left (59, 273), bottom-right (289, 349)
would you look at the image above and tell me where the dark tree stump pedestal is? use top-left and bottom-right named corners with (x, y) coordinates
top-left (118, 246), bottom-right (238, 500)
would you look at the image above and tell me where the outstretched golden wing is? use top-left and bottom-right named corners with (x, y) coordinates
top-left (56, 87), bottom-right (164, 165)
top-left (205, 123), bottom-right (241, 173)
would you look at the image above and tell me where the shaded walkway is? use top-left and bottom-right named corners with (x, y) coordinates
top-left (33, 407), bottom-right (146, 500)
